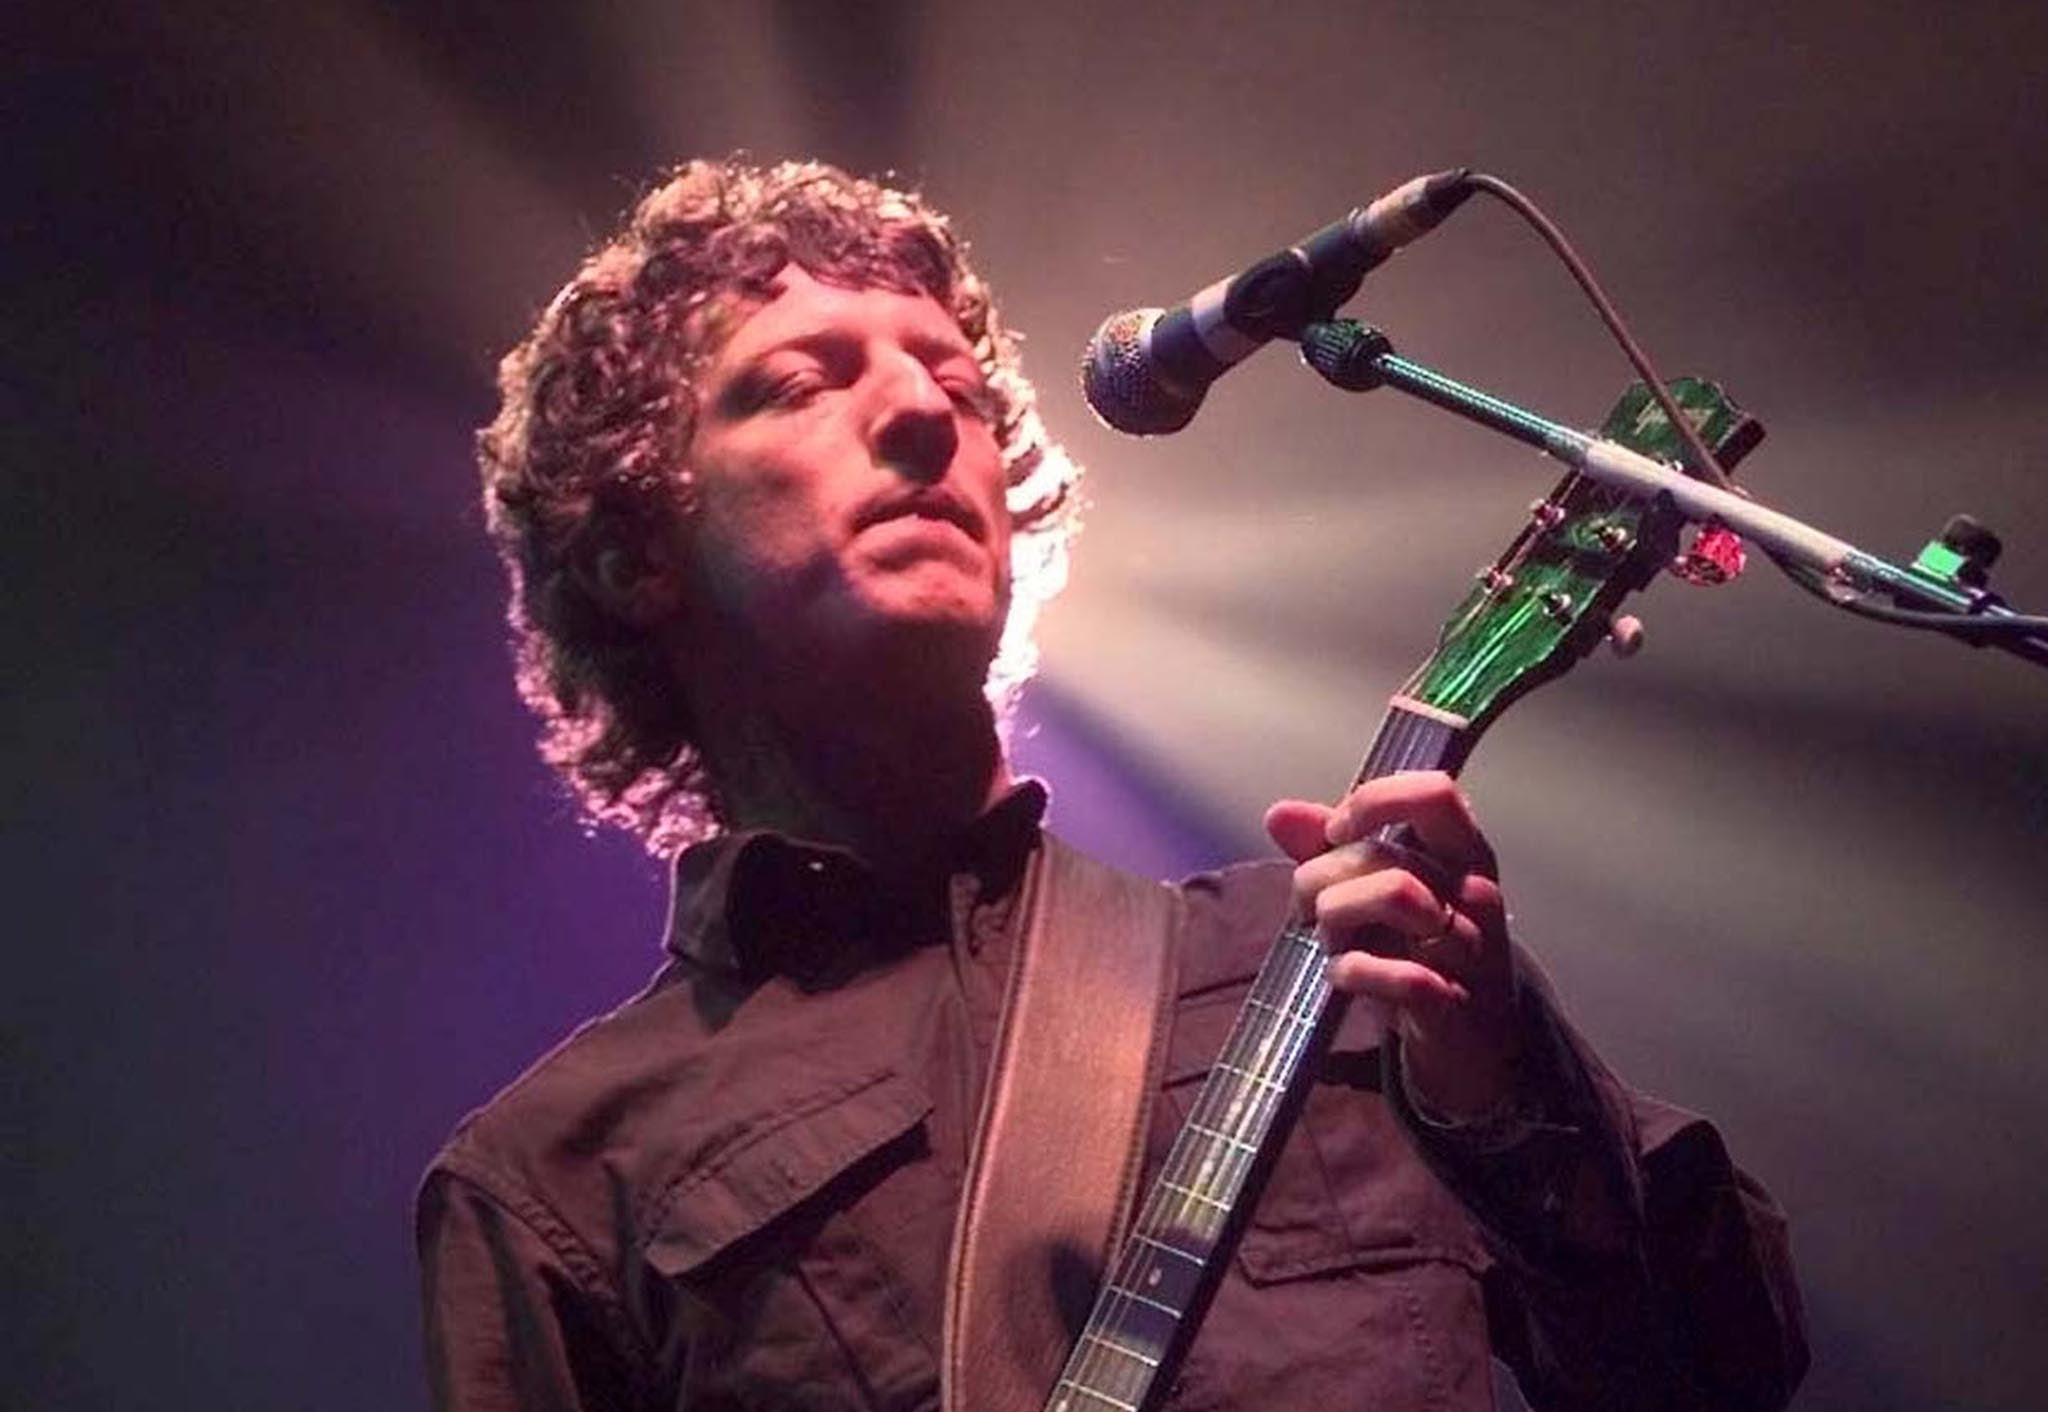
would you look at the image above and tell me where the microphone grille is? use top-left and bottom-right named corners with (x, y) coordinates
top-left (1080, 308), bottom-right (1201, 436)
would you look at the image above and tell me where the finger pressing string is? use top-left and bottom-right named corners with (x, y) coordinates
top-left (1324, 772), bottom-right (1498, 877)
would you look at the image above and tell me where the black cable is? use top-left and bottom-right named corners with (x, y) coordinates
top-left (1466, 170), bottom-right (2039, 651)
top-left (1777, 563), bottom-right (2048, 639)
top-left (1464, 173), bottom-right (1738, 495)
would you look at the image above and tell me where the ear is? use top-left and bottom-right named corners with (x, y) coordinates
top-left (574, 537), bottom-right (685, 628)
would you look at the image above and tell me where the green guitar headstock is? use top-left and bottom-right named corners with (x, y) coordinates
top-left (1402, 377), bottom-right (1764, 732)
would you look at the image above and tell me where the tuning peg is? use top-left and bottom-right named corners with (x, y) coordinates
top-left (1607, 614), bottom-right (1646, 657)
top-left (1670, 522), bottom-right (1746, 586)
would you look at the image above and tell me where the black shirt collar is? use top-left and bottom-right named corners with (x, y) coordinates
top-left (663, 780), bottom-right (1049, 982)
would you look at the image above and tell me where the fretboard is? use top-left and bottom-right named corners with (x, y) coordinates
top-left (1045, 696), bottom-right (1470, 1412)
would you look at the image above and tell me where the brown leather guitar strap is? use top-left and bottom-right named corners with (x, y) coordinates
top-left (941, 834), bottom-right (1183, 1412)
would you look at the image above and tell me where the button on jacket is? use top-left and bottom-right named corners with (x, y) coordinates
top-left (417, 786), bottom-right (1805, 1410)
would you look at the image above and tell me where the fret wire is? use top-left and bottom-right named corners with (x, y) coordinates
top-left (1257, 933), bottom-right (1319, 1025)
top-left (1103, 1281), bottom-right (1177, 1318)
top-left (1163, 1003), bottom-right (1309, 1221)
top-left (1075, 962), bottom-right (1343, 1405)
top-left (1070, 1328), bottom-right (1157, 1406)
top-left (1081, 1303), bottom-right (1179, 1385)
top-left (1077, 1315), bottom-right (1158, 1394)
top-left (1175, 963), bottom-right (1334, 1199)
top-left (1220, 950), bottom-right (1328, 1126)
top-left (1176, 1090), bottom-right (1259, 1181)
top-left (1081, 1298), bottom-right (1174, 1399)
top-left (1245, 946), bottom-right (1310, 1024)
top-left (1184, 1071), bottom-right (1265, 1160)
top-left (1213, 1059), bottom-right (1285, 1092)
top-left (1156, 1101), bottom-right (1242, 1204)
top-left (1228, 967), bottom-right (1310, 1057)
top-left (1084, 1261), bottom-right (1172, 1356)
top-left (1065, 698), bottom-right (1484, 1411)
top-left (1051, 1378), bottom-right (1138, 1411)
top-left (1156, 1156), bottom-right (1231, 1237)
top-left (1087, 1203), bottom-right (1214, 1373)
top-left (1160, 1177), bottom-right (1231, 1212)
top-left (1069, 1223), bottom-right (1199, 1402)
top-left (1225, 1013), bottom-right (1290, 1103)
top-left (1183, 1086), bottom-right (1265, 1180)
top-left (1247, 931), bottom-right (1319, 1012)
top-left (1132, 1230), bottom-right (1205, 1265)
top-left (1257, 935), bottom-right (1329, 1067)
top-left (1243, 996), bottom-right (1315, 1028)
top-left (1224, 950), bottom-right (1321, 1100)
top-left (1060, 1352), bottom-right (1145, 1409)
top-left (1087, 1333), bottom-right (1160, 1368)
top-left (1066, 703), bottom-right (1440, 1409)
top-left (1197, 1050), bottom-right (1270, 1147)
top-left (1188, 1119), bottom-right (1258, 1155)
top-left (1164, 1112), bottom-right (1256, 1200)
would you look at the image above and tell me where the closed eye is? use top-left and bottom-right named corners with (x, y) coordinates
top-left (942, 378), bottom-right (999, 423)
top-left (726, 352), bottom-right (843, 416)
top-left (763, 368), bottom-right (828, 409)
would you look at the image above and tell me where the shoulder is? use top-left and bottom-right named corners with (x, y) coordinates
top-left (420, 950), bottom-right (939, 1284)
top-left (424, 963), bottom-right (718, 1218)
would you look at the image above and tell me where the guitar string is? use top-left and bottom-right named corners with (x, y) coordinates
top-left (1057, 714), bottom-right (1420, 1407)
top-left (1058, 708), bottom-right (1448, 1407)
top-left (1073, 709), bottom-right (1447, 1398)
top-left (1055, 707), bottom-right (1453, 1407)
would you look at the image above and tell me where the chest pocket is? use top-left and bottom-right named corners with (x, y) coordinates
top-left (642, 1065), bottom-right (931, 1274)
top-left (641, 1066), bottom-right (943, 1411)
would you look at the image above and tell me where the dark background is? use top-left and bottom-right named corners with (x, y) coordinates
top-left (12, 3), bottom-right (2046, 1407)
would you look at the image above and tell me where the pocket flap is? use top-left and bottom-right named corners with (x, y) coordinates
top-left (643, 1067), bottom-right (931, 1277)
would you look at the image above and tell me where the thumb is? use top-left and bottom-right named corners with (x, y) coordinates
top-left (1264, 799), bottom-right (1335, 863)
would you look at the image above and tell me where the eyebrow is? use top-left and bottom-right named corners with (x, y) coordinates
top-left (749, 321), bottom-right (978, 362)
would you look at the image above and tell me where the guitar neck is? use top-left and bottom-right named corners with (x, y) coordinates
top-left (1042, 376), bottom-right (1760, 1411)
top-left (1045, 697), bottom-right (1472, 1412)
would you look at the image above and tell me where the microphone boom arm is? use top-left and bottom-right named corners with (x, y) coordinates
top-left (1299, 319), bottom-right (2048, 672)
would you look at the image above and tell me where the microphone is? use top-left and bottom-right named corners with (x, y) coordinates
top-left (1081, 169), bottom-right (1474, 434)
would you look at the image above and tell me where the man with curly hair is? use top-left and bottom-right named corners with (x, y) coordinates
top-left (418, 159), bottom-right (1804, 1411)
top-left (467, 158), bottom-right (1078, 857)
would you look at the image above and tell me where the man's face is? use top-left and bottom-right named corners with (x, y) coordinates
top-left (677, 265), bottom-right (1013, 681)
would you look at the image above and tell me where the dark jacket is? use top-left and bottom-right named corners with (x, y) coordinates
top-left (417, 793), bottom-right (1806, 1410)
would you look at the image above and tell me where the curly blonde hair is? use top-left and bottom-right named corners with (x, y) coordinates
top-left (477, 158), bottom-right (1081, 855)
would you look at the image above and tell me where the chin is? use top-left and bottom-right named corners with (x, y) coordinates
top-left (842, 579), bottom-right (1007, 680)
top-left (856, 561), bottom-right (1003, 627)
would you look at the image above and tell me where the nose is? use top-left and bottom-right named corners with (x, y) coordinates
top-left (869, 360), bottom-right (959, 484)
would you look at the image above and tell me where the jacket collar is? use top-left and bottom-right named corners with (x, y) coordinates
top-left (663, 780), bottom-right (1049, 983)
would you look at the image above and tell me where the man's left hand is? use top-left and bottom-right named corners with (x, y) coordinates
top-left (1265, 771), bottom-right (1519, 1123)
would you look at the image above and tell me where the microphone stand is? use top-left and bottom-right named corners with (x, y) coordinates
top-left (1298, 319), bottom-right (2048, 674)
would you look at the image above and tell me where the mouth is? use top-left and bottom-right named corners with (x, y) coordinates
top-left (855, 489), bottom-right (985, 543)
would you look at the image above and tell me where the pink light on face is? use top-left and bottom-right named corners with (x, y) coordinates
top-left (682, 267), bottom-right (1015, 675)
